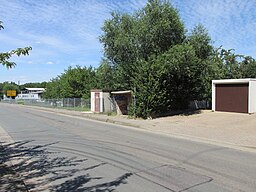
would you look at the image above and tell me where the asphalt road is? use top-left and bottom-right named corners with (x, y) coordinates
top-left (0, 103), bottom-right (256, 192)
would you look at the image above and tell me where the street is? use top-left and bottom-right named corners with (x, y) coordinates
top-left (0, 103), bottom-right (256, 192)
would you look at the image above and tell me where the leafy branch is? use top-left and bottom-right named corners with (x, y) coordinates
top-left (0, 21), bottom-right (32, 69)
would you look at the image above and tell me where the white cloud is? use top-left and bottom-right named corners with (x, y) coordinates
top-left (173, 0), bottom-right (256, 58)
top-left (46, 61), bottom-right (55, 65)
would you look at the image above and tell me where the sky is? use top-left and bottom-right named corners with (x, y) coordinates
top-left (0, 0), bottom-right (255, 84)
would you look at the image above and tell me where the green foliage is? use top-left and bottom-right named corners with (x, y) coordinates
top-left (44, 66), bottom-right (96, 99)
top-left (0, 21), bottom-right (32, 69)
top-left (19, 82), bottom-right (47, 90)
top-left (131, 59), bottom-right (168, 118)
top-left (95, 59), bottom-right (115, 90)
top-left (0, 20), bottom-right (32, 68)
top-left (43, 78), bottom-right (61, 99)
top-left (100, 0), bottom-right (185, 90)
top-left (0, 82), bottom-right (17, 98)
top-left (185, 25), bottom-right (217, 101)
top-left (136, 0), bottom-right (185, 58)
top-left (0, 82), bottom-right (4, 98)
top-left (100, 0), bottom-right (187, 118)
top-left (130, 43), bottom-right (211, 118)
top-left (186, 24), bottom-right (213, 60)
top-left (213, 47), bottom-right (243, 79)
top-left (2, 83), bottom-right (19, 96)
top-left (160, 44), bottom-right (202, 109)
top-left (240, 56), bottom-right (256, 78)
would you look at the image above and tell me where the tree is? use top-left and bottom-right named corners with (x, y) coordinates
top-left (100, 0), bottom-right (185, 90)
top-left (159, 43), bottom-right (201, 109)
top-left (95, 59), bottom-right (115, 90)
top-left (0, 21), bottom-right (32, 68)
top-left (240, 56), bottom-right (256, 78)
top-left (100, 0), bottom-right (186, 118)
top-left (43, 77), bottom-right (61, 99)
top-left (186, 24), bottom-right (213, 60)
top-left (136, 0), bottom-right (185, 59)
top-left (130, 59), bottom-right (169, 118)
top-left (186, 24), bottom-right (216, 101)
top-left (43, 66), bottom-right (97, 99)
top-left (19, 82), bottom-right (47, 90)
top-left (2, 82), bottom-right (19, 99)
top-left (211, 47), bottom-right (243, 79)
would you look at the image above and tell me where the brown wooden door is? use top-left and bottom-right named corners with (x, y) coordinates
top-left (95, 92), bottom-right (100, 112)
top-left (215, 83), bottom-right (248, 113)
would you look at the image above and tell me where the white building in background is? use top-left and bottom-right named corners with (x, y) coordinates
top-left (16, 88), bottom-right (45, 100)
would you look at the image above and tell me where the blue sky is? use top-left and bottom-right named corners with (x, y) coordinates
top-left (0, 0), bottom-right (255, 84)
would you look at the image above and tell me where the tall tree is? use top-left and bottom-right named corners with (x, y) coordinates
top-left (136, 0), bottom-right (185, 59)
top-left (0, 21), bottom-right (32, 68)
top-left (43, 78), bottom-right (61, 99)
top-left (186, 24), bottom-right (213, 60)
top-left (43, 66), bottom-right (97, 99)
top-left (158, 43), bottom-right (201, 110)
top-left (100, 0), bottom-right (186, 118)
top-left (100, 0), bottom-right (185, 90)
top-left (96, 59), bottom-right (115, 90)
top-left (212, 47), bottom-right (243, 79)
top-left (240, 56), bottom-right (256, 78)
top-left (186, 24), bottom-right (216, 101)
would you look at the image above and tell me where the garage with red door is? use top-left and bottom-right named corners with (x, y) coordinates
top-left (212, 79), bottom-right (256, 114)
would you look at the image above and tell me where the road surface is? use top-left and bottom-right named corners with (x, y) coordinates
top-left (0, 103), bottom-right (255, 191)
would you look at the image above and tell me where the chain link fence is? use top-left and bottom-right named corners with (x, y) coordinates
top-left (1, 98), bottom-right (91, 111)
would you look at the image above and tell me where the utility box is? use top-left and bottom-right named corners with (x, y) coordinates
top-left (212, 79), bottom-right (256, 114)
top-left (90, 89), bottom-right (113, 113)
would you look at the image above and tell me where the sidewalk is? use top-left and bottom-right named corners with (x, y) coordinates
top-left (0, 125), bottom-right (27, 192)
top-left (21, 104), bottom-right (256, 153)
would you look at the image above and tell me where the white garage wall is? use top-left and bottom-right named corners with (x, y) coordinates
top-left (249, 81), bottom-right (256, 113)
top-left (90, 91), bottom-right (95, 112)
top-left (212, 82), bottom-right (216, 111)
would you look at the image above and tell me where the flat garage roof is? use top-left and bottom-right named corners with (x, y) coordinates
top-left (212, 78), bottom-right (256, 84)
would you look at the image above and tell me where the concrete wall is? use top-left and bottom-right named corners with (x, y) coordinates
top-left (102, 92), bottom-right (113, 113)
top-left (91, 91), bottom-right (112, 113)
top-left (90, 91), bottom-right (95, 112)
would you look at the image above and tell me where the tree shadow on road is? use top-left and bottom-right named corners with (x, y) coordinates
top-left (0, 141), bottom-right (132, 192)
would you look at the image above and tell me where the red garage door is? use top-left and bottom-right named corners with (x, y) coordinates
top-left (215, 83), bottom-right (248, 113)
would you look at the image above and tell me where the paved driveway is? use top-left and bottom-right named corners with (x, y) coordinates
top-left (150, 110), bottom-right (256, 149)
top-left (81, 109), bottom-right (256, 151)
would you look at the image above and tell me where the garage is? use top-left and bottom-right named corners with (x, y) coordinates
top-left (212, 79), bottom-right (256, 114)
